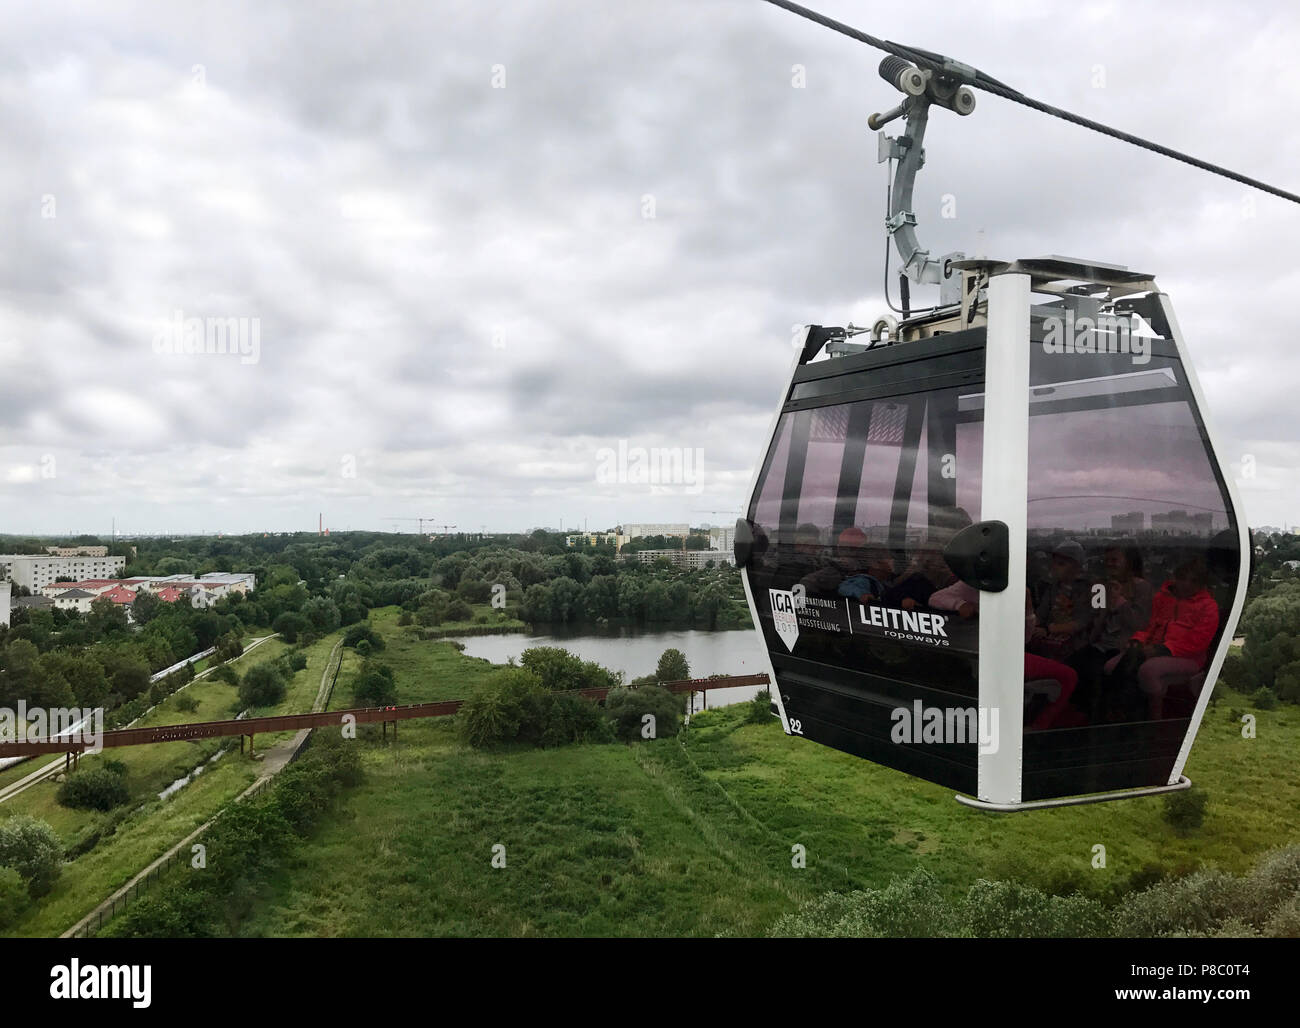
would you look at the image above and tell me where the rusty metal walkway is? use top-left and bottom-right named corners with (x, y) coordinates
top-left (0, 674), bottom-right (771, 758)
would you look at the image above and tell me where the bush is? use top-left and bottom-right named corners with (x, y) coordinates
top-left (1163, 785), bottom-right (1209, 834)
top-left (353, 666), bottom-right (398, 706)
top-left (1217, 649), bottom-right (1247, 689)
top-left (271, 612), bottom-right (307, 643)
top-left (0, 815), bottom-right (63, 897)
top-left (445, 599), bottom-right (473, 623)
top-left (355, 639), bottom-right (373, 657)
top-left (397, 611), bottom-right (413, 627)
top-left (1113, 869), bottom-right (1249, 937)
top-left (211, 663), bottom-right (239, 686)
top-left (963, 879), bottom-right (1111, 938)
top-left (0, 866), bottom-right (30, 929)
top-left (174, 694), bottom-right (199, 713)
top-left (458, 670), bottom-right (552, 748)
top-left (57, 766), bottom-right (130, 812)
top-left (1252, 687), bottom-right (1279, 710)
top-left (343, 622), bottom-right (384, 651)
top-left (747, 688), bottom-right (773, 724)
top-left (104, 889), bottom-right (214, 939)
top-left (287, 652), bottom-right (308, 672)
top-left (239, 663), bottom-right (288, 708)
top-left (771, 867), bottom-right (961, 938)
top-left (519, 647), bottom-right (619, 692)
top-left (542, 692), bottom-right (614, 747)
top-left (605, 686), bottom-right (683, 741)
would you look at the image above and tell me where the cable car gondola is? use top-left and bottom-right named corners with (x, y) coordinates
top-left (735, 5), bottom-right (1269, 809)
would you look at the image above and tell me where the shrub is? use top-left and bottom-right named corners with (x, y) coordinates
top-left (1275, 660), bottom-right (1300, 703)
top-left (211, 664), bottom-right (239, 686)
top-left (1262, 896), bottom-right (1300, 938)
top-left (238, 663), bottom-right (288, 708)
top-left (343, 622), bottom-right (384, 651)
top-left (542, 693), bottom-right (614, 747)
top-left (771, 867), bottom-right (961, 938)
top-left (963, 879), bottom-right (1111, 938)
top-left (355, 639), bottom-right (373, 657)
top-left (445, 599), bottom-right (473, 622)
top-left (0, 815), bottom-right (63, 897)
top-left (353, 667), bottom-right (398, 706)
top-left (104, 889), bottom-right (214, 939)
top-left (605, 686), bottom-right (683, 741)
top-left (287, 652), bottom-right (308, 672)
top-left (747, 688), bottom-right (773, 724)
top-left (1163, 785), bottom-right (1208, 835)
top-left (1253, 687), bottom-right (1278, 710)
top-left (57, 766), bottom-right (130, 812)
top-left (0, 867), bottom-right (29, 929)
top-left (519, 647), bottom-right (619, 692)
top-left (397, 611), bottom-right (413, 626)
top-left (458, 670), bottom-right (552, 748)
top-left (1112, 869), bottom-right (1247, 937)
top-left (1217, 649), bottom-right (1247, 689)
top-left (271, 612), bottom-right (307, 643)
top-left (174, 694), bottom-right (199, 713)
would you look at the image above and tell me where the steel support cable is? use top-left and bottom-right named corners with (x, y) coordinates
top-left (762, 0), bottom-right (1300, 205)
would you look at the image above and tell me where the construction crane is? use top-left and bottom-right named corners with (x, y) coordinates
top-left (384, 516), bottom-right (437, 534)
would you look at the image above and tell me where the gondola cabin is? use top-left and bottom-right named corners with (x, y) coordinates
top-left (735, 258), bottom-right (1248, 809)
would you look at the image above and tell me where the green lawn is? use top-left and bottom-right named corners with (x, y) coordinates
top-left (231, 618), bottom-right (1300, 937)
top-left (32, 604), bottom-right (1296, 938)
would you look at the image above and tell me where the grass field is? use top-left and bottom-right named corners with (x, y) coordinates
top-left (230, 616), bottom-right (1300, 937)
top-left (25, 605), bottom-right (1300, 938)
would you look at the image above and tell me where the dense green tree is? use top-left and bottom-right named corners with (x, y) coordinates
top-left (583, 575), bottom-right (620, 620)
top-left (0, 815), bottom-right (63, 897)
top-left (548, 577), bottom-right (584, 623)
top-left (656, 648), bottom-right (691, 682)
top-left (239, 663), bottom-right (288, 708)
top-left (272, 611), bottom-right (308, 643)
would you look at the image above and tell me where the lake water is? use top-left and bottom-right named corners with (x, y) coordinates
top-left (450, 626), bottom-right (769, 709)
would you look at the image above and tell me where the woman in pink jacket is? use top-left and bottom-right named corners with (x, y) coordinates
top-left (1103, 558), bottom-right (1220, 720)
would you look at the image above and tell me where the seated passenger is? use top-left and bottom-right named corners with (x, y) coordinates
top-left (928, 576), bottom-right (978, 620)
top-left (1103, 557), bottom-right (1220, 720)
top-left (928, 581), bottom-right (1079, 729)
top-left (1022, 589), bottom-right (1082, 730)
top-left (778, 522), bottom-right (827, 586)
top-left (1028, 539), bottom-right (1094, 663)
top-left (1070, 543), bottom-right (1152, 718)
top-left (798, 526), bottom-right (866, 594)
top-left (836, 540), bottom-right (896, 601)
top-left (883, 545), bottom-right (956, 610)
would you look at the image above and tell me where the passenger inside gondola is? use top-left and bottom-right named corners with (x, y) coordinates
top-left (1102, 556), bottom-right (1220, 721)
top-left (1028, 540), bottom-right (1093, 664)
top-left (926, 551), bottom-right (1080, 729)
top-left (1068, 544), bottom-right (1152, 721)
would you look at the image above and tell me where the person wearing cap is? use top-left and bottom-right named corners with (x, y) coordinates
top-left (1029, 539), bottom-right (1094, 663)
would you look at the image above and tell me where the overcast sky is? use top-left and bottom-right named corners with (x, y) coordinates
top-left (2, 0), bottom-right (1298, 537)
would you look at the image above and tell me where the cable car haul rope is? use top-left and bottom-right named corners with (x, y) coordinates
top-left (737, 1), bottom-right (1260, 811)
top-left (762, 0), bottom-right (1300, 205)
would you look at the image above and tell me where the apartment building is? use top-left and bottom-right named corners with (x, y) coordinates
top-left (0, 553), bottom-right (126, 591)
